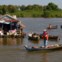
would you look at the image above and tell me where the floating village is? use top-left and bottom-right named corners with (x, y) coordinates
top-left (0, 14), bottom-right (62, 51)
top-left (0, 14), bottom-right (25, 38)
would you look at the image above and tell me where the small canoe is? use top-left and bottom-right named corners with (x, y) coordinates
top-left (28, 33), bottom-right (40, 41)
top-left (24, 44), bottom-right (62, 52)
top-left (47, 25), bottom-right (57, 29)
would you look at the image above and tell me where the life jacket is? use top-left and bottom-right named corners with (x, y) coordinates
top-left (42, 32), bottom-right (48, 40)
top-left (45, 34), bottom-right (48, 40)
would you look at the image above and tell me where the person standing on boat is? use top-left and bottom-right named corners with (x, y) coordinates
top-left (42, 29), bottom-right (48, 48)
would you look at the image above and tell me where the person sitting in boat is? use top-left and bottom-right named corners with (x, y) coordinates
top-left (32, 33), bottom-right (37, 37)
top-left (42, 29), bottom-right (49, 48)
top-left (49, 24), bottom-right (52, 28)
top-left (32, 46), bottom-right (39, 48)
top-left (28, 32), bottom-right (33, 37)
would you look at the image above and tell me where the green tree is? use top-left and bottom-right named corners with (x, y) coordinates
top-left (1, 5), bottom-right (7, 14)
top-left (42, 10), bottom-right (50, 17)
top-left (20, 5), bottom-right (26, 11)
top-left (25, 5), bottom-right (32, 10)
top-left (46, 2), bottom-right (59, 10)
top-left (7, 5), bottom-right (17, 13)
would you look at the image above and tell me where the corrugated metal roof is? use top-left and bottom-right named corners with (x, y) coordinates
top-left (0, 14), bottom-right (18, 22)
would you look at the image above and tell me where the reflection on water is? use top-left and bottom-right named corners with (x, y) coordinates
top-left (0, 18), bottom-right (62, 62)
top-left (42, 53), bottom-right (48, 62)
top-left (25, 51), bottom-right (50, 62)
top-left (29, 40), bottom-right (40, 44)
top-left (0, 37), bottom-right (23, 46)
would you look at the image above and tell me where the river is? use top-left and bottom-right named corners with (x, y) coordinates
top-left (0, 18), bottom-right (62, 62)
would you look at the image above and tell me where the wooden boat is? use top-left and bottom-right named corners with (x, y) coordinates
top-left (28, 33), bottom-right (40, 41)
top-left (24, 44), bottom-right (62, 52)
top-left (40, 34), bottom-right (59, 41)
top-left (48, 35), bottom-right (59, 40)
top-left (0, 33), bottom-right (26, 38)
top-left (47, 25), bottom-right (58, 29)
top-left (60, 25), bottom-right (62, 29)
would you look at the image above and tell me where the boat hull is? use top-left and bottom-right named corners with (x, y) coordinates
top-left (40, 34), bottom-right (59, 41)
top-left (47, 25), bottom-right (57, 29)
top-left (28, 33), bottom-right (40, 41)
top-left (24, 44), bottom-right (62, 52)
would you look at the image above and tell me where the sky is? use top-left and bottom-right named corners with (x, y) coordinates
top-left (0, 0), bottom-right (62, 8)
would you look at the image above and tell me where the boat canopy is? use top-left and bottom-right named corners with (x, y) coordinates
top-left (0, 20), bottom-right (10, 24)
top-left (0, 14), bottom-right (18, 22)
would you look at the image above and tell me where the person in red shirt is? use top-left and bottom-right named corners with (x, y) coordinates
top-left (42, 29), bottom-right (48, 48)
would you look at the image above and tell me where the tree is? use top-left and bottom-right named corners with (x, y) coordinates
top-left (25, 5), bottom-right (32, 10)
top-left (7, 5), bottom-right (17, 13)
top-left (46, 2), bottom-right (59, 10)
top-left (20, 5), bottom-right (26, 11)
top-left (42, 10), bottom-right (50, 17)
top-left (1, 5), bottom-right (7, 14)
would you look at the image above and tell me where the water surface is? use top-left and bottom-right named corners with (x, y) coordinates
top-left (0, 18), bottom-right (62, 62)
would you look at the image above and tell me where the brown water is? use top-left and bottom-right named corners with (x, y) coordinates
top-left (0, 18), bottom-right (62, 62)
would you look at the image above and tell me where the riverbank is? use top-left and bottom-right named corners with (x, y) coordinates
top-left (0, 2), bottom-right (62, 18)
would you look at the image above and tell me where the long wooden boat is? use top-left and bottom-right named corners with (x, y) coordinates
top-left (48, 35), bottom-right (59, 40)
top-left (47, 25), bottom-right (58, 29)
top-left (40, 34), bottom-right (59, 41)
top-left (24, 44), bottom-right (62, 52)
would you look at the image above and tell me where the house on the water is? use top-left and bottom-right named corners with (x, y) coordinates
top-left (0, 14), bottom-right (25, 37)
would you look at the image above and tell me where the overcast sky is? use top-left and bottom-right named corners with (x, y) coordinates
top-left (0, 0), bottom-right (62, 8)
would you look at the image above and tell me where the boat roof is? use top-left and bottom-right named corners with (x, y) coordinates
top-left (0, 14), bottom-right (18, 23)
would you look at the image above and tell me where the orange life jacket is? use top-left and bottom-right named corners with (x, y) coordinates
top-left (42, 34), bottom-right (48, 40)
top-left (45, 34), bottom-right (48, 40)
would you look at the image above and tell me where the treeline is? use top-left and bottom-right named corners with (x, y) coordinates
top-left (0, 2), bottom-right (62, 17)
